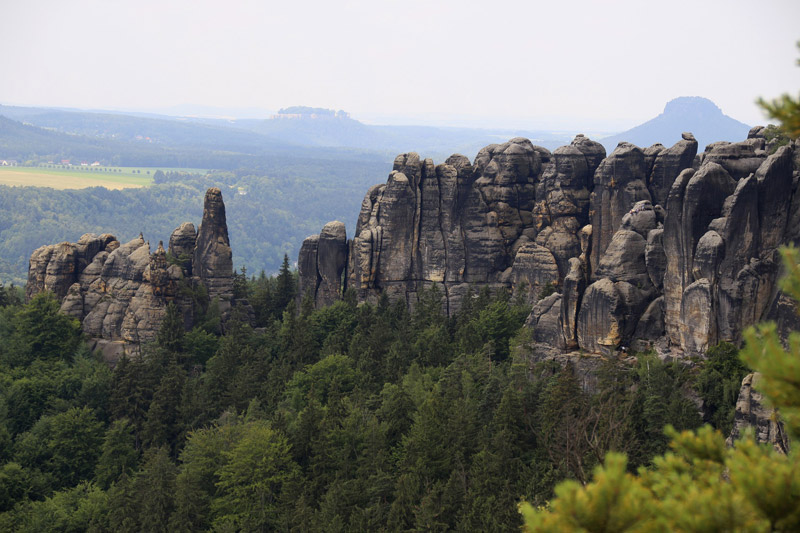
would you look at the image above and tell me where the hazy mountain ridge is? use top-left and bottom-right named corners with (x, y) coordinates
top-left (600, 96), bottom-right (751, 152)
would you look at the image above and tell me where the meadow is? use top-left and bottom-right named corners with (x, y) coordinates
top-left (0, 165), bottom-right (204, 190)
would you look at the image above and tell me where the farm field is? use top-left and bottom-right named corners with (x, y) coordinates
top-left (0, 166), bottom-right (205, 190)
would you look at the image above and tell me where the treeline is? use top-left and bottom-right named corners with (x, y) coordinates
top-left (0, 272), bottom-right (748, 531)
top-left (0, 153), bottom-right (386, 285)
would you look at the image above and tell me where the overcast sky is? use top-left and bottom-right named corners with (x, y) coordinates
top-left (2, 0), bottom-right (798, 130)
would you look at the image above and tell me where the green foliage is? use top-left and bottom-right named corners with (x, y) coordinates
top-left (1, 261), bottom-right (773, 530)
top-left (212, 421), bottom-right (300, 531)
top-left (538, 281), bottom-right (556, 300)
top-left (2, 292), bottom-right (83, 367)
top-left (522, 246), bottom-right (800, 532)
top-left (94, 419), bottom-right (138, 489)
top-left (757, 41), bottom-right (800, 139)
top-left (696, 341), bottom-right (750, 434)
top-left (740, 246), bottom-right (800, 439)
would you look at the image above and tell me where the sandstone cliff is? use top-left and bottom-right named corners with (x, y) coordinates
top-left (301, 129), bottom-right (800, 360)
top-left (26, 187), bottom-right (241, 362)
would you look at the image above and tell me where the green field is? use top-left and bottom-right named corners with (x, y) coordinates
top-left (0, 166), bottom-right (206, 190)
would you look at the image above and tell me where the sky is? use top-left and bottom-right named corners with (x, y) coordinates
top-left (1, 0), bottom-right (799, 131)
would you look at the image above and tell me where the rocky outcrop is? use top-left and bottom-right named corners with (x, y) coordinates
top-left (588, 143), bottom-right (651, 277)
top-left (193, 187), bottom-right (233, 310)
top-left (647, 132), bottom-right (698, 207)
top-left (303, 129), bottom-right (799, 360)
top-left (27, 188), bottom-right (244, 362)
top-left (727, 373), bottom-right (789, 453)
top-left (298, 221), bottom-right (348, 308)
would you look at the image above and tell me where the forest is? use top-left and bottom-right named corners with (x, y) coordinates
top-left (0, 262), bottom-right (752, 532)
top-left (0, 154), bottom-right (386, 286)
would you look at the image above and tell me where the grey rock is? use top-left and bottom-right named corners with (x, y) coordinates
top-left (193, 187), bottom-right (233, 306)
top-left (27, 187), bottom-right (244, 353)
top-left (577, 278), bottom-right (623, 355)
top-left (643, 144), bottom-right (665, 176)
top-left (561, 257), bottom-right (586, 349)
top-left (663, 163), bottom-right (736, 346)
top-left (526, 293), bottom-right (565, 349)
top-left (704, 141), bottom-right (765, 180)
top-left (619, 200), bottom-right (658, 238)
top-left (726, 373), bottom-right (789, 452)
top-left (647, 133), bottom-right (698, 207)
top-left (510, 243), bottom-right (559, 305)
top-left (595, 229), bottom-right (651, 289)
top-left (645, 228), bottom-right (666, 290)
top-left (632, 296), bottom-right (665, 350)
top-left (571, 134), bottom-right (607, 176)
top-left (297, 234), bottom-right (320, 303)
top-left (316, 221), bottom-right (348, 308)
top-left (589, 142), bottom-right (652, 277)
top-left (60, 283), bottom-right (84, 319)
top-left (169, 222), bottom-right (196, 274)
top-left (679, 278), bottom-right (715, 356)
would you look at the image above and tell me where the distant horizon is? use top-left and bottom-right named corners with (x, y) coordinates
top-left (2, 0), bottom-right (796, 136)
top-left (0, 95), bottom-right (760, 139)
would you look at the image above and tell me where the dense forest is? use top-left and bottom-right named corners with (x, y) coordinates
top-left (0, 156), bottom-right (387, 285)
top-left (0, 266), bottom-right (750, 531)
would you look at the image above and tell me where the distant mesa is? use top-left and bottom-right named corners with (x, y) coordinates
top-left (601, 97), bottom-right (751, 152)
top-left (272, 106), bottom-right (350, 120)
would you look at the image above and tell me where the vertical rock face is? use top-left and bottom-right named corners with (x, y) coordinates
top-left (304, 130), bottom-right (798, 361)
top-left (169, 222), bottom-right (197, 275)
top-left (727, 373), bottom-right (790, 453)
top-left (648, 132), bottom-right (698, 207)
top-left (27, 188), bottom-right (244, 362)
top-left (297, 221), bottom-right (348, 309)
top-left (662, 163), bottom-right (736, 350)
top-left (193, 187), bottom-right (233, 308)
top-left (589, 142), bottom-right (651, 277)
top-left (297, 235), bottom-right (320, 304)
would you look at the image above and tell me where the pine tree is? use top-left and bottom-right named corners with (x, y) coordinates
top-left (155, 302), bottom-right (184, 353)
top-left (275, 254), bottom-right (296, 314)
top-left (520, 246), bottom-right (800, 532)
top-left (757, 41), bottom-right (800, 138)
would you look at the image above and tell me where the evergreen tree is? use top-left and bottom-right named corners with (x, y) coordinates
top-left (94, 419), bottom-right (138, 489)
top-left (757, 41), bottom-right (800, 138)
top-left (521, 246), bottom-right (800, 532)
top-left (155, 302), bottom-right (184, 353)
top-left (275, 254), bottom-right (296, 315)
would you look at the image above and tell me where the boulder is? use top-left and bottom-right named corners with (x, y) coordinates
top-left (526, 293), bottom-right (566, 349)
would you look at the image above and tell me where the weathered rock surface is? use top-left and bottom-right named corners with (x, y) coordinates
top-left (525, 292), bottom-right (566, 350)
top-left (303, 130), bottom-right (799, 360)
top-left (297, 221), bottom-right (349, 308)
top-left (589, 143), bottom-right (651, 276)
top-left (193, 187), bottom-right (233, 309)
top-left (648, 132), bottom-right (698, 207)
top-left (27, 188), bottom-right (246, 362)
top-left (727, 373), bottom-right (790, 453)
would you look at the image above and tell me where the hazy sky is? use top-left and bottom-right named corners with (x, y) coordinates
top-left (2, 0), bottom-right (799, 130)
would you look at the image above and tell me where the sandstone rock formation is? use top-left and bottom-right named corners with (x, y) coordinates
top-left (26, 188), bottom-right (242, 362)
top-left (302, 132), bottom-right (800, 359)
top-left (727, 373), bottom-right (790, 453)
